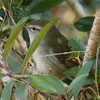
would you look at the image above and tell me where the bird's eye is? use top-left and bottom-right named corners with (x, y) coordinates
top-left (32, 27), bottom-right (41, 31)
top-left (27, 25), bottom-right (41, 32)
top-left (32, 27), bottom-right (37, 30)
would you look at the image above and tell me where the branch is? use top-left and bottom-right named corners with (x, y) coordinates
top-left (83, 10), bottom-right (100, 65)
top-left (66, 0), bottom-right (87, 17)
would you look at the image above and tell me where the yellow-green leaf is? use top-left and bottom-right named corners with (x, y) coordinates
top-left (1, 80), bottom-right (14, 100)
top-left (21, 18), bottom-right (58, 73)
top-left (3, 17), bottom-right (30, 62)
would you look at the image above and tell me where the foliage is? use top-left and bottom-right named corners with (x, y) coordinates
top-left (74, 16), bottom-right (94, 32)
top-left (21, 18), bottom-right (58, 73)
top-left (3, 16), bottom-right (30, 62)
top-left (0, 0), bottom-right (100, 100)
top-left (29, 75), bottom-right (67, 95)
top-left (1, 80), bottom-right (14, 100)
top-left (67, 59), bottom-right (95, 98)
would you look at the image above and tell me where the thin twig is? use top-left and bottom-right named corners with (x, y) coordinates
top-left (95, 47), bottom-right (100, 97)
top-left (13, 74), bottom-right (29, 79)
top-left (83, 10), bottom-right (100, 65)
top-left (66, 0), bottom-right (87, 17)
top-left (87, 87), bottom-right (98, 98)
top-left (41, 51), bottom-right (85, 57)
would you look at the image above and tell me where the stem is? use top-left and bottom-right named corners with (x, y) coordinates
top-left (95, 47), bottom-right (100, 97)
top-left (66, 0), bottom-right (87, 17)
top-left (83, 10), bottom-right (100, 65)
top-left (41, 51), bottom-right (84, 57)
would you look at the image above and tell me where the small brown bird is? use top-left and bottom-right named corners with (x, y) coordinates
top-left (24, 22), bottom-right (71, 78)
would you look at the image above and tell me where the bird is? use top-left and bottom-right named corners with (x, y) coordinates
top-left (23, 21), bottom-right (72, 78)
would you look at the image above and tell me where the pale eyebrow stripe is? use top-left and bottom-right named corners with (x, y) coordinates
top-left (27, 25), bottom-right (41, 31)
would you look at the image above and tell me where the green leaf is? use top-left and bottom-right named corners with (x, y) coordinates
top-left (0, 0), bottom-right (3, 8)
top-left (11, 5), bottom-right (26, 22)
top-left (8, 51), bottom-right (23, 73)
top-left (20, 0), bottom-right (32, 6)
top-left (21, 18), bottom-right (58, 73)
top-left (26, 0), bottom-right (64, 14)
top-left (67, 59), bottom-right (95, 98)
top-left (68, 36), bottom-right (85, 51)
top-left (1, 80), bottom-right (14, 100)
top-left (12, 0), bottom-right (32, 7)
top-left (15, 83), bottom-right (28, 100)
top-left (77, 59), bottom-right (95, 76)
top-left (3, 16), bottom-right (30, 62)
top-left (74, 16), bottom-right (94, 32)
top-left (12, 0), bottom-right (24, 6)
top-left (0, 72), bottom-right (4, 80)
top-left (67, 74), bottom-right (89, 98)
top-left (64, 67), bottom-right (80, 80)
top-left (29, 75), bottom-right (67, 95)
top-left (1, 0), bottom-right (11, 9)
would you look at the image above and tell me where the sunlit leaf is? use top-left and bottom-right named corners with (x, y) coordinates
top-left (29, 75), bottom-right (67, 95)
top-left (74, 16), bottom-right (94, 32)
top-left (1, 0), bottom-right (11, 9)
top-left (1, 80), bottom-right (14, 100)
top-left (0, 0), bottom-right (3, 8)
top-left (21, 18), bottom-right (58, 73)
top-left (3, 16), bottom-right (30, 62)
